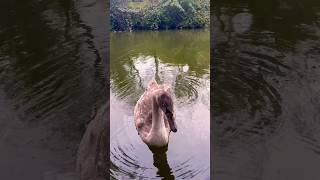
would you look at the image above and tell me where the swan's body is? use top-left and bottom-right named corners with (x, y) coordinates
top-left (134, 79), bottom-right (177, 147)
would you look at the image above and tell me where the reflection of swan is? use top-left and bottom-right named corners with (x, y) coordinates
top-left (134, 79), bottom-right (177, 147)
top-left (152, 146), bottom-right (175, 179)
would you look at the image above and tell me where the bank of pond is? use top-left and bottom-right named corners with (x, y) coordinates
top-left (110, 0), bottom-right (209, 31)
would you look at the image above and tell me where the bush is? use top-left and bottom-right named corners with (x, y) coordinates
top-left (110, 0), bottom-right (209, 31)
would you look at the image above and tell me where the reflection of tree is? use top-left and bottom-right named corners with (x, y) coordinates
top-left (110, 30), bottom-right (209, 103)
top-left (0, 0), bottom-right (105, 128)
top-left (130, 57), bottom-right (144, 87)
top-left (174, 66), bottom-right (200, 102)
top-left (154, 56), bottom-right (161, 83)
top-left (212, 3), bottom-right (283, 144)
top-left (246, 0), bottom-right (319, 43)
top-left (212, 0), bottom-right (320, 143)
top-left (110, 54), bottom-right (145, 104)
top-left (111, 30), bottom-right (209, 74)
top-left (213, 0), bottom-right (320, 116)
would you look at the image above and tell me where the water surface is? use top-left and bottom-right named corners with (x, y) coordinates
top-left (0, 0), bottom-right (107, 179)
top-left (212, 1), bottom-right (320, 179)
top-left (110, 30), bottom-right (210, 179)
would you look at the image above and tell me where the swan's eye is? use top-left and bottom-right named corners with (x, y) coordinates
top-left (165, 108), bottom-right (172, 115)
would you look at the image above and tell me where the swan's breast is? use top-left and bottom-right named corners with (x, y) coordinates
top-left (146, 126), bottom-right (169, 147)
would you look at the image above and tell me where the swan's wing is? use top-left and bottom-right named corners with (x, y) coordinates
top-left (134, 92), bottom-right (153, 137)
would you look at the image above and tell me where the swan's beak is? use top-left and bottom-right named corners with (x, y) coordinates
top-left (167, 112), bottom-right (177, 133)
top-left (170, 120), bottom-right (177, 133)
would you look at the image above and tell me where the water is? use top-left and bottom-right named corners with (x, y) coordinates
top-left (110, 30), bottom-right (210, 179)
top-left (0, 0), bottom-right (107, 179)
top-left (212, 0), bottom-right (320, 179)
top-left (2, 0), bottom-right (319, 179)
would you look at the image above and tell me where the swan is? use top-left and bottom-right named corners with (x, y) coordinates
top-left (134, 79), bottom-right (177, 148)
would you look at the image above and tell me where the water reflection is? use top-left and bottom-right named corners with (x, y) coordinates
top-left (213, 0), bottom-right (320, 179)
top-left (110, 30), bottom-right (210, 179)
top-left (151, 146), bottom-right (175, 180)
top-left (111, 30), bottom-right (209, 103)
top-left (0, 0), bottom-right (106, 178)
top-left (0, 0), bottom-right (105, 122)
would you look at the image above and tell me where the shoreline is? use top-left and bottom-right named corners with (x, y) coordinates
top-left (110, 27), bottom-right (209, 33)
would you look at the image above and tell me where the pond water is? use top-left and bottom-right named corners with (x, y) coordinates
top-left (212, 0), bottom-right (320, 180)
top-left (110, 30), bottom-right (210, 179)
top-left (3, 0), bottom-right (319, 179)
top-left (0, 0), bottom-right (107, 179)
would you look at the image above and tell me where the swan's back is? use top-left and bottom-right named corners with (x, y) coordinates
top-left (134, 79), bottom-right (170, 139)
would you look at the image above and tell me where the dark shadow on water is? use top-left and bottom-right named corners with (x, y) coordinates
top-left (212, 0), bottom-right (320, 179)
top-left (0, 0), bottom-right (108, 179)
top-left (149, 145), bottom-right (175, 180)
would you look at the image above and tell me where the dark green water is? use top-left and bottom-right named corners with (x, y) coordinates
top-left (212, 1), bottom-right (320, 180)
top-left (110, 30), bottom-right (210, 179)
top-left (0, 0), bottom-right (107, 179)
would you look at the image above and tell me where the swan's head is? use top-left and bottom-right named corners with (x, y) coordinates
top-left (158, 92), bottom-right (177, 133)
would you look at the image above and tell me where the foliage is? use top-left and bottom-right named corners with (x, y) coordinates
top-left (110, 0), bottom-right (209, 31)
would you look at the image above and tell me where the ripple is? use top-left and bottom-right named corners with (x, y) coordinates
top-left (110, 30), bottom-right (210, 179)
top-left (111, 54), bottom-right (209, 106)
top-left (213, 1), bottom-right (320, 179)
top-left (213, 9), bottom-right (292, 143)
top-left (0, 0), bottom-right (105, 125)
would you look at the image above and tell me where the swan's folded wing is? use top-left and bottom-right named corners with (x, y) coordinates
top-left (134, 93), bottom-right (153, 135)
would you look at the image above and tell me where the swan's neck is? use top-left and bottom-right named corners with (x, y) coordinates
top-left (148, 96), bottom-right (168, 146)
top-left (151, 96), bottom-right (165, 133)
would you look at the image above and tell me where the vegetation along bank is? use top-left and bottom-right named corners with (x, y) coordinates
top-left (111, 0), bottom-right (209, 31)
